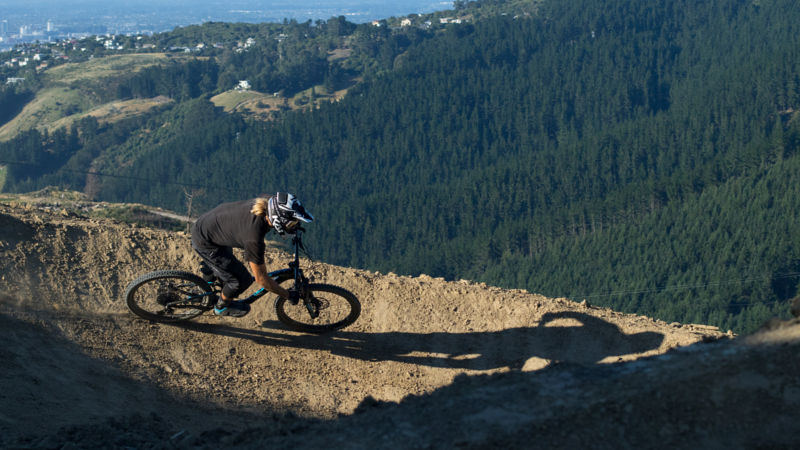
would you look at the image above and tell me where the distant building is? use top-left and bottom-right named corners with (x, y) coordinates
top-left (0, 20), bottom-right (8, 36)
top-left (6, 77), bottom-right (25, 84)
top-left (237, 80), bottom-right (251, 90)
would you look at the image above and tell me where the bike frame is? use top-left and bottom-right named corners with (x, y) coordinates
top-left (218, 228), bottom-right (307, 306)
top-left (125, 225), bottom-right (357, 329)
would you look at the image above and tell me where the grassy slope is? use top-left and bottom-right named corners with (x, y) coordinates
top-left (47, 97), bottom-right (175, 130)
top-left (2, 51), bottom-right (353, 140)
top-left (0, 86), bottom-right (89, 140)
top-left (41, 53), bottom-right (181, 83)
top-left (0, 53), bottom-right (193, 142)
top-left (210, 82), bottom-right (352, 120)
top-left (210, 90), bottom-right (279, 117)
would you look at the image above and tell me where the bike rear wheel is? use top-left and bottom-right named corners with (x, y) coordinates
top-left (125, 270), bottom-right (213, 323)
top-left (274, 283), bottom-right (360, 333)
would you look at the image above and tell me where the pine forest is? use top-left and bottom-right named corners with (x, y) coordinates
top-left (2, 0), bottom-right (799, 333)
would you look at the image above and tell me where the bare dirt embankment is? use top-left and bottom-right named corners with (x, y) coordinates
top-left (1, 198), bottom-right (800, 449)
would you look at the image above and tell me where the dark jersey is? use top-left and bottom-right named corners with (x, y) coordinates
top-left (191, 199), bottom-right (270, 264)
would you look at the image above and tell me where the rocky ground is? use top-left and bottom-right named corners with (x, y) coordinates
top-left (1, 193), bottom-right (799, 449)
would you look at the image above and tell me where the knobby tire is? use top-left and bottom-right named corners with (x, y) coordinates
top-left (125, 270), bottom-right (211, 323)
top-left (274, 283), bottom-right (361, 333)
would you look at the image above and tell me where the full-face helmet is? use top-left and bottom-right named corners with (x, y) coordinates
top-left (268, 192), bottom-right (313, 235)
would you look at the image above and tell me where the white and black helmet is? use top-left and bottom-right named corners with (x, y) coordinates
top-left (268, 192), bottom-right (313, 235)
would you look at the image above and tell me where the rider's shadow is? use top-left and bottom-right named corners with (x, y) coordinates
top-left (180, 311), bottom-right (664, 370)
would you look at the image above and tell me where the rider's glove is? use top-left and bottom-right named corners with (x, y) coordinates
top-left (288, 288), bottom-right (301, 304)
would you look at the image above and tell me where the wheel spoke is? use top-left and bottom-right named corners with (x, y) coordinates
top-left (125, 271), bottom-right (211, 323)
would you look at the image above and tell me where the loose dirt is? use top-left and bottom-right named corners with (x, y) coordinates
top-left (1, 198), bottom-right (799, 449)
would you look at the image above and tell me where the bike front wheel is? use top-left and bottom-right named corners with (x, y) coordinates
top-left (274, 283), bottom-right (361, 333)
top-left (125, 270), bottom-right (213, 323)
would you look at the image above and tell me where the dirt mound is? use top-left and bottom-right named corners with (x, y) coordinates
top-left (2, 201), bottom-right (799, 448)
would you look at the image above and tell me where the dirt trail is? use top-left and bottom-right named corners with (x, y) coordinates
top-left (1, 199), bottom-right (799, 449)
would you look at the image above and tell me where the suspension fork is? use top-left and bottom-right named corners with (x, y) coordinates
top-left (290, 233), bottom-right (319, 316)
top-left (291, 230), bottom-right (302, 271)
top-left (290, 231), bottom-right (309, 289)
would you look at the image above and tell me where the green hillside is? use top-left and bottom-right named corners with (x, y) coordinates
top-left (1, 0), bottom-right (799, 333)
top-left (0, 54), bottom-right (198, 141)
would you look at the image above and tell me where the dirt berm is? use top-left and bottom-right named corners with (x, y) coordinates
top-left (1, 199), bottom-right (799, 449)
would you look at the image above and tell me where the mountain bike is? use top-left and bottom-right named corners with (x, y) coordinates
top-left (124, 228), bottom-right (360, 333)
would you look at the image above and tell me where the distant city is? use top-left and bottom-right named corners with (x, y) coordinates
top-left (0, 1), bottom-right (452, 51)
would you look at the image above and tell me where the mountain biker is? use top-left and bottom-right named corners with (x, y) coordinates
top-left (191, 192), bottom-right (313, 317)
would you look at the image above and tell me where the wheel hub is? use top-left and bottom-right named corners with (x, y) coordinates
top-left (156, 291), bottom-right (180, 306)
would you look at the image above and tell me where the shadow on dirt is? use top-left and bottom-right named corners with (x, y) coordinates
top-left (0, 313), bottom-right (216, 446)
top-left (0, 213), bottom-right (35, 248)
top-left (177, 311), bottom-right (664, 370)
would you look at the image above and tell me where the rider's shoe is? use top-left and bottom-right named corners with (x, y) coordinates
top-left (214, 299), bottom-right (250, 318)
